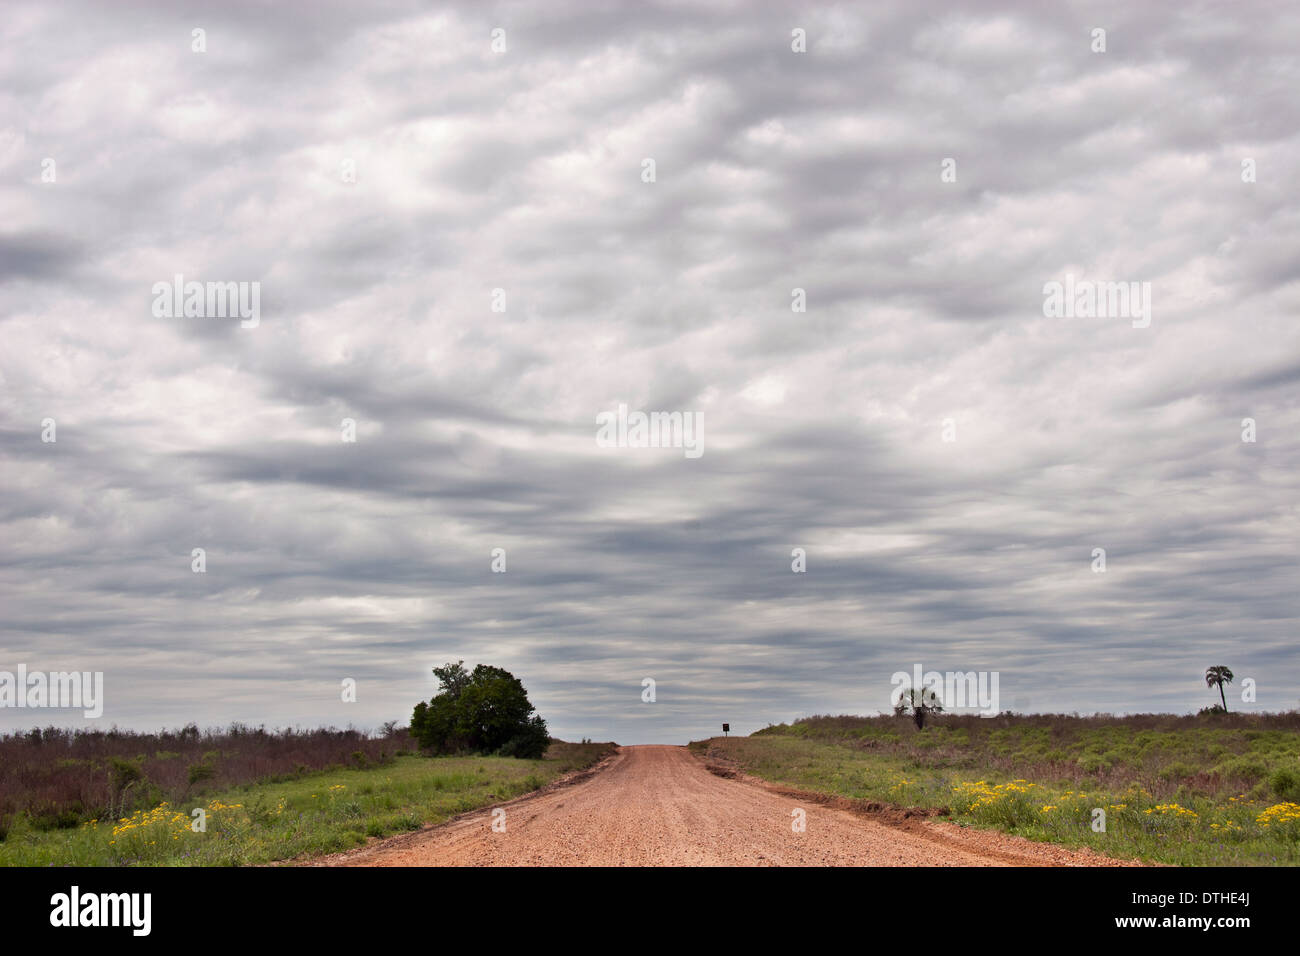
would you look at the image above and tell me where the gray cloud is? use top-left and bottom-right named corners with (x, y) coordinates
top-left (1, 0), bottom-right (1297, 742)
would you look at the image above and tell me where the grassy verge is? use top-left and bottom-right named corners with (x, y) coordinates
top-left (0, 741), bottom-right (615, 866)
top-left (690, 715), bottom-right (1300, 866)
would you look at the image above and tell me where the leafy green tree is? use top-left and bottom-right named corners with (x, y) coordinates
top-left (411, 662), bottom-right (550, 758)
top-left (433, 660), bottom-right (472, 698)
top-left (1205, 665), bottom-right (1234, 713)
top-left (410, 701), bottom-right (429, 740)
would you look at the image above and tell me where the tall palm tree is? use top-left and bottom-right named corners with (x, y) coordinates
top-left (1205, 666), bottom-right (1234, 713)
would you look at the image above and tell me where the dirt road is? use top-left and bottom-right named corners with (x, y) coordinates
top-left (323, 745), bottom-right (1136, 866)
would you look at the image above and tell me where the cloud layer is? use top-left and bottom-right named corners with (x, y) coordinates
top-left (2, 0), bottom-right (1297, 742)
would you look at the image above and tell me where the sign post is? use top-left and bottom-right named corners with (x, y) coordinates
top-left (722, 723), bottom-right (729, 737)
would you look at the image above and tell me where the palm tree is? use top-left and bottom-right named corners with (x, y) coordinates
top-left (897, 686), bottom-right (944, 730)
top-left (1205, 666), bottom-right (1234, 713)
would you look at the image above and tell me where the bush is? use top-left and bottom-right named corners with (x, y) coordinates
top-left (497, 718), bottom-right (551, 760)
top-left (108, 756), bottom-right (145, 815)
top-left (1213, 757), bottom-right (1267, 782)
top-left (1158, 761), bottom-right (1198, 782)
top-left (1269, 768), bottom-right (1300, 801)
top-left (28, 801), bottom-right (83, 831)
top-left (108, 756), bottom-right (143, 790)
top-left (1077, 753), bottom-right (1111, 773)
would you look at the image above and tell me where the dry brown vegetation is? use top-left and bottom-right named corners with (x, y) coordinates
top-left (0, 723), bottom-right (415, 837)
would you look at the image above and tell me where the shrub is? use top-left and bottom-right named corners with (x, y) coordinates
top-left (28, 801), bottom-right (83, 831)
top-left (1077, 753), bottom-right (1111, 773)
top-left (497, 718), bottom-right (551, 760)
top-left (1158, 761), bottom-right (1198, 782)
top-left (1213, 756), bottom-right (1268, 782)
top-left (1269, 768), bottom-right (1300, 801)
top-left (108, 756), bottom-right (143, 790)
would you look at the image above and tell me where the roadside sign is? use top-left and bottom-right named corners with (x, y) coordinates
top-left (722, 723), bottom-right (729, 736)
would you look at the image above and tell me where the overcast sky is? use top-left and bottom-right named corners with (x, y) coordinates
top-left (2, 0), bottom-right (1297, 744)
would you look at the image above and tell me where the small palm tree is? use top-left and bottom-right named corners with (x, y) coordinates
top-left (896, 686), bottom-right (944, 730)
top-left (1205, 666), bottom-right (1234, 713)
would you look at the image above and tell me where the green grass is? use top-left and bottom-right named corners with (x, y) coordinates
top-left (691, 715), bottom-right (1300, 866)
top-left (0, 741), bottom-right (614, 866)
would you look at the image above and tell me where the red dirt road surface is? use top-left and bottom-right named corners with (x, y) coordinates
top-left (321, 745), bottom-right (1140, 867)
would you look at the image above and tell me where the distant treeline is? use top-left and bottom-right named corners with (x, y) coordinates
top-left (0, 723), bottom-right (414, 839)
